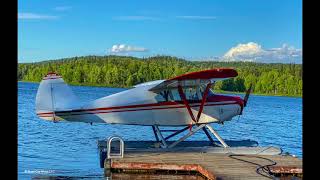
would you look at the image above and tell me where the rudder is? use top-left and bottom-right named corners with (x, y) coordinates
top-left (35, 72), bottom-right (81, 121)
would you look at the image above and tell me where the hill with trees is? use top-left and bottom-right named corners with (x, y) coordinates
top-left (18, 55), bottom-right (302, 97)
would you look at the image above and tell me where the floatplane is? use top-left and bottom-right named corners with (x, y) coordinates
top-left (36, 68), bottom-right (281, 156)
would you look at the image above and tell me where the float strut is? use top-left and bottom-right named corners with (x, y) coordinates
top-left (205, 124), bottom-right (229, 148)
top-left (154, 125), bottom-right (168, 148)
top-left (202, 127), bottom-right (216, 145)
top-left (168, 124), bottom-right (206, 148)
top-left (152, 126), bottom-right (160, 142)
top-left (164, 126), bottom-right (190, 140)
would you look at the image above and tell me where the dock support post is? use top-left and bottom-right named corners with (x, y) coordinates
top-left (104, 158), bottom-right (112, 177)
top-left (205, 124), bottom-right (229, 148)
top-left (154, 125), bottom-right (168, 148)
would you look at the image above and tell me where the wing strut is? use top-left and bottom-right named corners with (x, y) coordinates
top-left (177, 83), bottom-right (211, 123)
top-left (153, 82), bottom-right (229, 149)
top-left (176, 82), bottom-right (229, 148)
top-left (196, 83), bottom-right (212, 122)
top-left (177, 84), bottom-right (197, 123)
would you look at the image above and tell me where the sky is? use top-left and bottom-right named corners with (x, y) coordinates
top-left (18, 0), bottom-right (302, 63)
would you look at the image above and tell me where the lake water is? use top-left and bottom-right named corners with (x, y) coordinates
top-left (18, 82), bottom-right (302, 179)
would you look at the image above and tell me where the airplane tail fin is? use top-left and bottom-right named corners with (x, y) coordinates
top-left (35, 72), bottom-right (81, 121)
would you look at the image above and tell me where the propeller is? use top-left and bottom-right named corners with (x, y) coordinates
top-left (243, 84), bottom-right (252, 107)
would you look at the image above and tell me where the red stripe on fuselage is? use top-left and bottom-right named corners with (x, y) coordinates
top-left (78, 101), bottom-right (182, 112)
top-left (38, 115), bottom-right (54, 117)
top-left (38, 102), bottom-right (238, 117)
top-left (37, 94), bottom-right (243, 116)
top-left (42, 77), bottom-right (62, 80)
top-left (37, 112), bottom-right (54, 115)
top-left (37, 102), bottom-right (180, 115)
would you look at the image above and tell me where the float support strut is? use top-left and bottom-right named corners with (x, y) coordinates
top-left (168, 124), bottom-right (206, 148)
top-left (205, 124), bottom-right (229, 148)
top-left (202, 127), bottom-right (217, 145)
top-left (152, 126), bottom-right (160, 142)
top-left (154, 125), bottom-right (168, 148)
top-left (164, 126), bottom-right (190, 140)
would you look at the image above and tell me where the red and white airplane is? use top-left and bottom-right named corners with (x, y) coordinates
top-left (36, 68), bottom-right (251, 148)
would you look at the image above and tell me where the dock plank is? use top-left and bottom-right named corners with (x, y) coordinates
top-left (110, 152), bottom-right (302, 180)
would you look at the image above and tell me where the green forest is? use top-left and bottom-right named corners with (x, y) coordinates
top-left (18, 55), bottom-right (302, 97)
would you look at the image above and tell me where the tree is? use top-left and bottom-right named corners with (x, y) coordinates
top-left (126, 75), bottom-right (134, 87)
top-left (234, 77), bottom-right (246, 92)
top-left (18, 55), bottom-right (302, 96)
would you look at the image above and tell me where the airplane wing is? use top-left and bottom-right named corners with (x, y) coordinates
top-left (149, 68), bottom-right (238, 92)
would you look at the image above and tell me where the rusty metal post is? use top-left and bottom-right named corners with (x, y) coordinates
top-left (104, 158), bottom-right (112, 177)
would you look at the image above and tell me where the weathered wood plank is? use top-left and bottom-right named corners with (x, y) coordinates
top-left (109, 152), bottom-right (302, 180)
top-left (100, 141), bottom-right (301, 179)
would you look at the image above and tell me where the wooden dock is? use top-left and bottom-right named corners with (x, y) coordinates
top-left (107, 152), bottom-right (301, 180)
top-left (99, 141), bottom-right (302, 180)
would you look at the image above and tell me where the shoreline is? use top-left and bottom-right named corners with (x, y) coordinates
top-left (18, 80), bottom-right (302, 98)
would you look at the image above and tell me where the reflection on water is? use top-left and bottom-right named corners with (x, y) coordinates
top-left (18, 82), bottom-right (302, 179)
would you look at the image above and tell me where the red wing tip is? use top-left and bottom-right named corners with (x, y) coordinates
top-left (43, 72), bottom-right (62, 80)
top-left (168, 68), bottom-right (238, 81)
top-left (47, 71), bottom-right (59, 76)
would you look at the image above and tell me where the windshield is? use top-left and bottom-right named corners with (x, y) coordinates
top-left (155, 84), bottom-right (214, 102)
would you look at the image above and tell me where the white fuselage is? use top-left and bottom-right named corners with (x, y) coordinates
top-left (38, 81), bottom-right (243, 126)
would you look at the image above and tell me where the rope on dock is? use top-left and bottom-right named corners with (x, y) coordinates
top-left (228, 154), bottom-right (277, 179)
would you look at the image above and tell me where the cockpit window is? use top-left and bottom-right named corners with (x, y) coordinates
top-left (200, 84), bottom-right (214, 97)
top-left (169, 89), bottom-right (181, 101)
top-left (184, 87), bottom-right (200, 100)
top-left (155, 84), bottom-right (214, 102)
top-left (155, 89), bottom-right (181, 102)
top-left (155, 93), bottom-right (166, 102)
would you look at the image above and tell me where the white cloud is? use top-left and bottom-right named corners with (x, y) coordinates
top-left (112, 16), bottom-right (160, 21)
top-left (53, 6), bottom-right (72, 11)
top-left (223, 42), bottom-right (263, 61)
top-left (110, 44), bottom-right (148, 53)
top-left (18, 13), bottom-right (58, 20)
top-left (221, 42), bottom-right (302, 63)
top-left (176, 16), bottom-right (216, 20)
